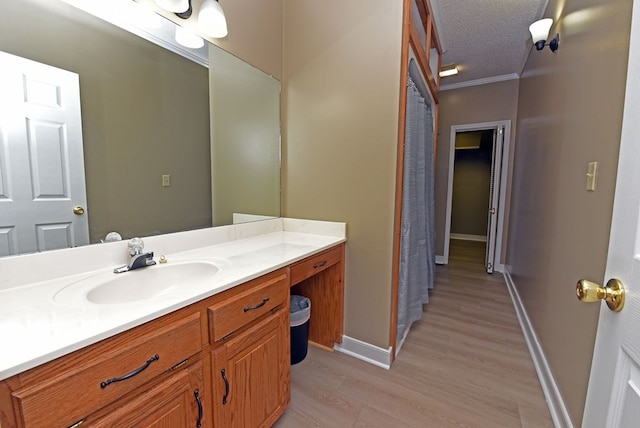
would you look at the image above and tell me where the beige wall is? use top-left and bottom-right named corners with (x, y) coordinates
top-left (507, 0), bottom-right (632, 424)
top-left (282, 0), bottom-right (403, 348)
top-left (212, 0), bottom-right (283, 80)
top-left (142, 0), bottom-right (284, 80)
top-left (436, 80), bottom-right (519, 260)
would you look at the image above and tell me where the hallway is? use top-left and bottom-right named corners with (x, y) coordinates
top-left (276, 239), bottom-right (553, 427)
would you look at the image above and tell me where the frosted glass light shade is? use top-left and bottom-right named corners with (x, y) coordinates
top-left (529, 18), bottom-right (553, 44)
top-left (198, 0), bottom-right (228, 38)
top-left (154, 0), bottom-right (189, 13)
top-left (175, 26), bottom-right (205, 49)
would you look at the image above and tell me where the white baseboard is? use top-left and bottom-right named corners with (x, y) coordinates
top-left (450, 233), bottom-right (487, 242)
top-left (334, 335), bottom-right (392, 370)
top-left (503, 270), bottom-right (574, 428)
top-left (435, 255), bottom-right (446, 265)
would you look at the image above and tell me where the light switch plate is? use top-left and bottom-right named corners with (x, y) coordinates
top-left (162, 174), bottom-right (171, 187)
top-left (586, 162), bottom-right (597, 191)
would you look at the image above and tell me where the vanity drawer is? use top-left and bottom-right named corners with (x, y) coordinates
top-left (209, 272), bottom-right (288, 342)
top-left (290, 245), bottom-right (342, 286)
top-left (12, 312), bottom-right (202, 428)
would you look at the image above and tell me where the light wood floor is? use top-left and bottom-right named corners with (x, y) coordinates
top-left (275, 239), bottom-right (553, 427)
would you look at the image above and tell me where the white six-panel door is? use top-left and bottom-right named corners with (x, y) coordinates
top-left (0, 51), bottom-right (88, 257)
top-left (582, 0), bottom-right (640, 426)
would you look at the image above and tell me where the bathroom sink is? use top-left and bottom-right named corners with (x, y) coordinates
top-left (54, 261), bottom-right (220, 305)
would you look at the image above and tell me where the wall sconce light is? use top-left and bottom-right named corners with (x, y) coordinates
top-left (198, 0), bottom-right (228, 38)
top-left (529, 18), bottom-right (560, 52)
top-left (155, 0), bottom-right (228, 39)
top-left (154, 0), bottom-right (189, 13)
top-left (439, 63), bottom-right (459, 78)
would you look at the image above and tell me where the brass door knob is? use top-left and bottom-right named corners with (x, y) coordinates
top-left (576, 278), bottom-right (625, 312)
top-left (73, 206), bottom-right (85, 215)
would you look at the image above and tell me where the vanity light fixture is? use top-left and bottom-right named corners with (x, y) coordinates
top-left (156, 0), bottom-right (228, 39)
top-left (439, 63), bottom-right (459, 78)
top-left (175, 25), bottom-right (205, 48)
top-left (154, 0), bottom-right (189, 13)
top-left (529, 18), bottom-right (560, 52)
top-left (198, 0), bottom-right (228, 38)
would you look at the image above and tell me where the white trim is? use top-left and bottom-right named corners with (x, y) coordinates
top-left (440, 73), bottom-right (519, 91)
top-left (503, 269), bottom-right (574, 428)
top-left (334, 336), bottom-right (392, 370)
top-left (395, 323), bottom-right (412, 356)
top-left (435, 255), bottom-right (446, 265)
top-left (450, 233), bottom-right (487, 242)
top-left (442, 121), bottom-right (511, 272)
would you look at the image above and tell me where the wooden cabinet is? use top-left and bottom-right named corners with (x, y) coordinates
top-left (211, 310), bottom-right (289, 427)
top-left (90, 360), bottom-right (205, 428)
top-left (0, 243), bottom-right (345, 428)
top-left (290, 243), bottom-right (345, 349)
top-left (9, 311), bottom-right (202, 428)
top-left (209, 271), bottom-right (290, 428)
top-left (208, 272), bottom-right (288, 342)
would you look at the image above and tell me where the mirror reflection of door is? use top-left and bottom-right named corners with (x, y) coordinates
top-left (0, 51), bottom-right (89, 256)
top-left (450, 127), bottom-right (504, 273)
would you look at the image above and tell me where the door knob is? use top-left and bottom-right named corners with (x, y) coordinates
top-left (576, 278), bottom-right (625, 312)
top-left (73, 206), bottom-right (85, 215)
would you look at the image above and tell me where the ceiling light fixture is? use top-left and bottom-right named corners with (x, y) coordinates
top-left (529, 18), bottom-right (560, 52)
top-left (154, 0), bottom-right (189, 13)
top-left (439, 64), bottom-right (459, 78)
top-left (155, 0), bottom-right (228, 39)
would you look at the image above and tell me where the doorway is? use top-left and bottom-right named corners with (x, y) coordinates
top-left (442, 121), bottom-right (511, 273)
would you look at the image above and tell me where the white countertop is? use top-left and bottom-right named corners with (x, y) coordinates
top-left (0, 218), bottom-right (346, 381)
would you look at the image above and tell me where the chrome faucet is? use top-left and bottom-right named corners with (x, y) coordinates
top-left (114, 237), bottom-right (156, 273)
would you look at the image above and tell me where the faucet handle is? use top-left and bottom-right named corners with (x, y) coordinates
top-left (128, 237), bottom-right (144, 256)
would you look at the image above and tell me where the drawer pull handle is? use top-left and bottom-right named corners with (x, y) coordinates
top-left (244, 297), bottom-right (270, 312)
top-left (221, 369), bottom-right (230, 404)
top-left (100, 354), bottom-right (159, 388)
top-left (194, 389), bottom-right (203, 428)
top-left (313, 260), bottom-right (328, 269)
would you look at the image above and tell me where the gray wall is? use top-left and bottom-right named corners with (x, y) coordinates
top-left (507, 0), bottom-right (632, 424)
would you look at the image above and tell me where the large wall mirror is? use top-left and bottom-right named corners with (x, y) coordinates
top-left (0, 0), bottom-right (281, 257)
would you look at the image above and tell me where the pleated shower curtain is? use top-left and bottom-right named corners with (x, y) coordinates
top-left (397, 76), bottom-right (436, 343)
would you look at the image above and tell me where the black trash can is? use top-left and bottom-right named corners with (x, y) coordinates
top-left (290, 295), bottom-right (311, 364)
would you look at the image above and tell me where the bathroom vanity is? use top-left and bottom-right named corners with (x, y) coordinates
top-left (0, 218), bottom-right (346, 427)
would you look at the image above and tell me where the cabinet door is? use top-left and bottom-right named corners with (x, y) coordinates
top-left (211, 309), bottom-right (289, 428)
top-left (89, 361), bottom-right (206, 428)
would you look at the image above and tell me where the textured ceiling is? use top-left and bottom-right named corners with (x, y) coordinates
top-left (432, 0), bottom-right (549, 89)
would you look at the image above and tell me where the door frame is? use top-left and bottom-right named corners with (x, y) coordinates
top-left (440, 120), bottom-right (511, 271)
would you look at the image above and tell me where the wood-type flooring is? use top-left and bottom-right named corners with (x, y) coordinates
top-left (275, 239), bottom-right (553, 427)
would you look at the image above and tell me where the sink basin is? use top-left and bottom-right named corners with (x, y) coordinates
top-left (54, 261), bottom-right (220, 305)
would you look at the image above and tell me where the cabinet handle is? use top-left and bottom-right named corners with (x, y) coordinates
top-left (194, 389), bottom-right (203, 428)
top-left (313, 260), bottom-right (328, 269)
top-left (221, 369), bottom-right (229, 404)
top-left (100, 354), bottom-right (159, 388)
top-left (243, 297), bottom-right (270, 312)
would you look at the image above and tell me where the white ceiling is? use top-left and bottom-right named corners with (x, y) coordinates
top-left (432, 0), bottom-right (550, 90)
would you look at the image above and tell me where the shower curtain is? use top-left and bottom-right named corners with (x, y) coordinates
top-left (397, 75), bottom-right (435, 343)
